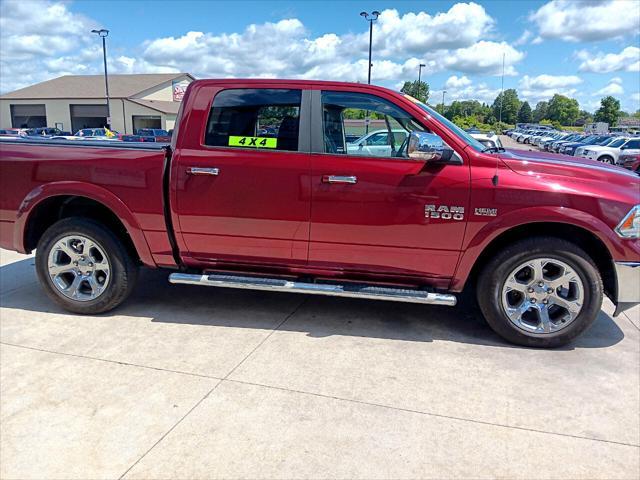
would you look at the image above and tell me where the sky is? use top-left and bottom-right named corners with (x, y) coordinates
top-left (0, 0), bottom-right (639, 113)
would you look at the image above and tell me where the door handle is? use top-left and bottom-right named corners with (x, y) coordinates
top-left (187, 167), bottom-right (219, 176)
top-left (322, 175), bottom-right (357, 184)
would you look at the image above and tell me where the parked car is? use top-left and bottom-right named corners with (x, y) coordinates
top-left (585, 137), bottom-right (640, 165)
top-left (346, 129), bottom-right (408, 156)
top-left (135, 128), bottom-right (172, 143)
top-left (25, 127), bottom-right (68, 137)
top-left (550, 134), bottom-right (584, 153)
top-left (0, 128), bottom-right (24, 137)
top-left (539, 132), bottom-right (569, 151)
top-left (620, 152), bottom-right (640, 173)
top-left (470, 132), bottom-right (503, 149)
top-left (559, 135), bottom-right (611, 156)
top-left (574, 136), bottom-right (620, 158)
top-left (75, 128), bottom-right (120, 140)
top-left (0, 79), bottom-right (638, 349)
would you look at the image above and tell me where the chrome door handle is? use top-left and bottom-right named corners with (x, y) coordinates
top-left (187, 167), bottom-right (219, 176)
top-left (322, 175), bottom-right (357, 184)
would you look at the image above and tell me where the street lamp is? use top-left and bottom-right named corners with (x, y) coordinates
top-left (91, 29), bottom-right (110, 128)
top-left (417, 63), bottom-right (426, 101)
top-left (360, 11), bottom-right (380, 84)
top-left (442, 90), bottom-right (447, 114)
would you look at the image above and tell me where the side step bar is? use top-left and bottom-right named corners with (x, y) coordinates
top-left (169, 273), bottom-right (457, 306)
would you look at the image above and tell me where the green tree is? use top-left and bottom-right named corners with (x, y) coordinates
top-left (547, 94), bottom-right (580, 126)
top-left (594, 96), bottom-right (622, 126)
top-left (400, 80), bottom-right (430, 103)
top-left (532, 101), bottom-right (548, 122)
top-left (575, 110), bottom-right (593, 126)
top-left (491, 89), bottom-right (520, 124)
top-left (517, 101), bottom-right (532, 123)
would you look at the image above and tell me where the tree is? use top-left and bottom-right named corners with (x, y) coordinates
top-left (546, 94), bottom-right (580, 126)
top-left (575, 110), bottom-right (593, 126)
top-left (594, 96), bottom-right (622, 126)
top-left (532, 101), bottom-right (548, 122)
top-left (400, 80), bottom-right (430, 103)
top-left (517, 101), bottom-right (532, 123)
top-left (491, 89), bottom-right (520, 125)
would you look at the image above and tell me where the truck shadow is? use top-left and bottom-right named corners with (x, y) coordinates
top-left (0, 262), bottom-right (627, 350)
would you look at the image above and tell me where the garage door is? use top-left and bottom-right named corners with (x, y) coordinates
top-left (10, 104), bottom-right (46, 128)
top-left (70, 104), bottom-right (108, 133)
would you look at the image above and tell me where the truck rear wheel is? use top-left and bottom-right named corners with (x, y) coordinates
top-left (35, 217), bottom-right (138, 314)
top-left (477, 237), bottom-right (602, 348)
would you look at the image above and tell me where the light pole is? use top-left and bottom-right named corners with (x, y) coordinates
top-left (360, 11), bottom-right (380, 84)
top-left (417, 63), bottom-right (426, 100)
top-left (91, 29), bottom-right (111, 128)
top-left (442, 90), bottom-right (447, 115)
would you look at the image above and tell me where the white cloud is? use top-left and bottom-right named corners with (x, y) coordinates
top-left (0, 0), bottom-right (101, 92)
top-left (577, 46), bottom-right (640, 73)
top-left (519, 74), bottom-right (583, 103)
top-left (445, 75), bottom-right (472, 89)
top-left (593, 78), bottom-right (624, 96)
top-left (441, 41), bottom-right (524, 76)
top-left (514, 30), bottom-right (532, 46)
top-left (529, 0), bottom-right (640, 42)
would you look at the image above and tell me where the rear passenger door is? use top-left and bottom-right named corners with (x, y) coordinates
top-left (173, 87), bottom-right (312, 267)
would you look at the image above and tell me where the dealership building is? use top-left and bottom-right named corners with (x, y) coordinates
top-left (0, 73), bottom-right (194, 134)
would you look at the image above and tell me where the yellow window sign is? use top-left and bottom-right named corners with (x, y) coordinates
top-left (228, 136), bottom-right (277, 149)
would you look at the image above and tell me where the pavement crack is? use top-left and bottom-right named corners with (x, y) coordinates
top-left (118, 379), bottom-right (223, 480)
top-left (0, 342), bottom-right (222, 381)
top-left (225, 378), bottom-right (640, 450)
top-left (223, 297), bottom-right (307, 380)
top-left (117, 298), bottom-right (307, 478)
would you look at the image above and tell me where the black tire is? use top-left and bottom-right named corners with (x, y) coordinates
top-left (599, 155), bottom-right (614, 165)
top-left (477, 237), bottom-right (603, 348)
top-left (35, 217), bottom-right (138, 314)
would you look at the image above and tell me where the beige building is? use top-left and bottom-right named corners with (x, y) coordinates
top-left (0, 73), bottom-right (195, 134)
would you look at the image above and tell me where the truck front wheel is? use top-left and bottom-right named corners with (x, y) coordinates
top-left (477, 237), bottom-right (603, 348)
top-left (35, 217), bottom-right (138, 314)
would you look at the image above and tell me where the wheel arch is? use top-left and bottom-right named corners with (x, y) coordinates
top-left (16, 182), bottom-right (155, 266)
top-left (453, 221), bottom-right (617, 303)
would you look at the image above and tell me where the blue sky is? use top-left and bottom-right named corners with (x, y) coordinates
top-left (1, 0), bottom-right (639, 112)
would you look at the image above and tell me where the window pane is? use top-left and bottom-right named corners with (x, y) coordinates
top-left (205, 89), bottom-right (301, 151)
top-left (321, 91), bottom-right (424, 158)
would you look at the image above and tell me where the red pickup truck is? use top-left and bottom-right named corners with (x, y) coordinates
top-left (1, 79), bottom-right (638, 347)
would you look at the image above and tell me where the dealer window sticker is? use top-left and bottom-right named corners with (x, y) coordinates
top-left (228, 135), bottom-right (277, 149)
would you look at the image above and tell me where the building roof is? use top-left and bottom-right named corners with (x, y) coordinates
top-left (128, 99), bottom-right (181, 114)
top-left (0, 73), bottom-right (192, 99)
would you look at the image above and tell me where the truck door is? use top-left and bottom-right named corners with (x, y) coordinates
top-left (173, 87), bottom-right (311, 267)
top-left (309, 89), bottom-right (470, 281)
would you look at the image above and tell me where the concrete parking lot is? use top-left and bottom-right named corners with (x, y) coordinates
top-left (1, 248), bottom-right (639, 479)
top-left (499, 134), bottom-right (542, 151)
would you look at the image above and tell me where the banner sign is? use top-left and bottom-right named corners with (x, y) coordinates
top-left (172, 80), bottom-right (189, 102)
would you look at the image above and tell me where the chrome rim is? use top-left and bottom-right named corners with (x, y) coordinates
top-left (501, 258), bottom-right (584, 335)
top-left (47, 235), bottom-right (110, 302)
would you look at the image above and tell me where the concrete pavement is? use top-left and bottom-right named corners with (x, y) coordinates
top-left (1, 248), bottom-right (638, 479)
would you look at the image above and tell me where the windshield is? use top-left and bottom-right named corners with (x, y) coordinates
top-left (609, 138), bottom-right (626, 148)
top-left (406, 96), bottom-right (486, 151)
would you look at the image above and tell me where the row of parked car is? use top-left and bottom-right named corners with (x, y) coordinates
top-left (0, 127), bottom-right (172, 143)
top-left (505, 127), bottom-right (640, 172)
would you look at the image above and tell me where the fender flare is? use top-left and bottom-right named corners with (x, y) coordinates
top-left (14, 181), bottom-right (155, 266)
top-left (450, 206), bottom-right (621, 291)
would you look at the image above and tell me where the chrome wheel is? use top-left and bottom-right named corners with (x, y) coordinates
top-left (501, 258), bottom-right (584, 334)
top-left (47, 235), bottom-right (110, 301)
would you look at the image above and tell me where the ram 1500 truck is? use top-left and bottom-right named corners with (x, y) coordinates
top-left (1, 79), bottom-right (639, 347)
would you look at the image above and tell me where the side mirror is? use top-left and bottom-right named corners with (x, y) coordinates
top-left (407, 131), bottom-right (455, 163)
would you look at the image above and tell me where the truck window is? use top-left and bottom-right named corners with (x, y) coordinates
top-left (320, 91), bottom-right (424, 158)
top-left (205, 88), bottom-right (301, 151)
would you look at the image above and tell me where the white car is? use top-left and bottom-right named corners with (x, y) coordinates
top-left (584, 137), bottom-right (640, 164)
top-left (574, 137), bottom-right (619, 158)
top-left (470, 133), bottom-right (503, 149)
top-left (346, 129), bottom-right (408, 157)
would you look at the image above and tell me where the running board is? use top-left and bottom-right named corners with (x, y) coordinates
top-left (169, 273), bottom-right (457, 306)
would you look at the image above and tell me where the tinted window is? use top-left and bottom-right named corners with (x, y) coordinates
top-left (625, 139), bottom-right (640, 149)
top-left (205, 88), bottom-right (301, 151)
top-left (321, 91), bottom-right (425, 158)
